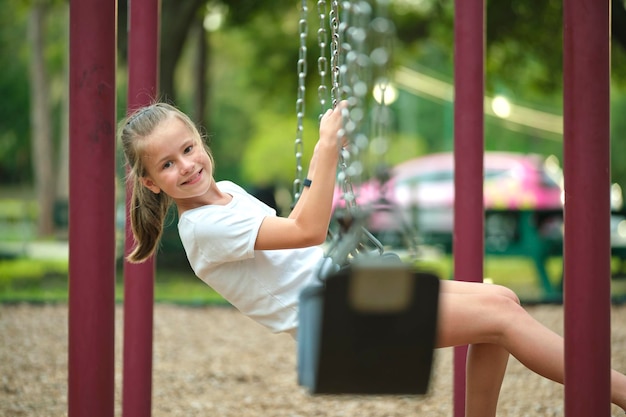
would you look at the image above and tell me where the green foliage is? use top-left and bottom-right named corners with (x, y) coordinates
top-left (0, 1), bottom-right (67, 186)
top-left (239, 107), bottom-right (429, 188)
top-left (0, 256), bottom-right (226, 305)
top-left (0, 4), bottom-right (31, 184)
top-left (2, 252), bottom-right (623, 304)
top-left (486, 0), bottom-right (564, 95)
top-left (0, 258), bottom-right (66, 281)
top-left (611, 92), bottom-right (626, 188)
top-left (208, 99), bottom-right (255, 184)
top-left (0, 258), bottom-right (67, 303)
top-left (241, 110), bottom-right (317, 186)
top-left (383, 130), bottom-right (428, 166)
top-left (4, 0), bottom-right (626, 193)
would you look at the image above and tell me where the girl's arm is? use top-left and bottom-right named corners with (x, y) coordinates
top-left (286, 133), bottom-right (326, 220)
top-left (254, 105), bottom-right (344, 250)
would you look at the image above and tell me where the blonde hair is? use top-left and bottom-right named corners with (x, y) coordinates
top-left (119, 102), bottom-right (213, 263)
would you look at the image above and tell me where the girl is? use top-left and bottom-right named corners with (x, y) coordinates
top-left (119, 102), bottom-right (626, 416)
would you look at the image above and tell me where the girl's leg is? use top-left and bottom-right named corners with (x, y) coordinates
top-left (464, 343), bottom-right (509, 417)
top-left (435, 280), bottom-right (626, 414)
top-left (438, 281), bottom-right (516, 416)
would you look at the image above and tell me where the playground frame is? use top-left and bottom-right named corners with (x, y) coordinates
top-left (67, 1), bottom-right (612, 416)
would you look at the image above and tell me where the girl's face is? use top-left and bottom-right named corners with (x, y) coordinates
top-left (139, 115), bottom-right (214, 207)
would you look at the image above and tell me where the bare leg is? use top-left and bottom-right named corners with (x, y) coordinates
top-left (436, 280), bottom-right (626, 415)
top-left (464, 343), bottom-right (509, 417)
top-left (438, 281), bottom-right (516, 416)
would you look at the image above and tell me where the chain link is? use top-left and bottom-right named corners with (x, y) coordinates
top-left (317, 0), bottom-right (329, 111)
top-left (337, 0), bottom-right (372, 214)
top-left (293, 0), bottom-right (395, 216)
top-left (369, 0), bottom-right (395, 173)
top-left (293, 0), bottom-right (309, 202)
top-left (329, 0), bottom-right (342, 108)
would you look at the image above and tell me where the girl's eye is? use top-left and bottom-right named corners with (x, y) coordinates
top-left (184, 145), bottom-right (193, 154)
top-left (162, 161), bottom-right (172, 169)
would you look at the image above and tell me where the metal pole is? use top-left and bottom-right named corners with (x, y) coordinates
top-left (563, 0), bottom-right (611, 415)
top-left (453, 1), bottom-right (485, 416)
top-left (68, 0), bottom-right (117, 415)
top-left (122, 0), bottom-right (160, 416)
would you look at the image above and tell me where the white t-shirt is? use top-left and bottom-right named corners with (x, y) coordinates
top-left (178, 181), bottom-right (324, 335)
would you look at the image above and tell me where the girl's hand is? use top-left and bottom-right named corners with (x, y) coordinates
top-left (319, 101), bottom-right (348, 149)
top-left (254, 103), bottom-right (348, 250)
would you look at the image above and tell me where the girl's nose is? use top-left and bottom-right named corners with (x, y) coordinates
top-left (179, 158), bottom-right (194, 174)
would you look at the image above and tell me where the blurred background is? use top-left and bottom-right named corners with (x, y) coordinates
top-left (2, 0), bottom-right (626, 303)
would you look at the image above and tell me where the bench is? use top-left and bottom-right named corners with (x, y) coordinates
top-left (420, 208), bottom-right (626, 300)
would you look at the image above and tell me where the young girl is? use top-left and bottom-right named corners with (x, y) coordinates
top-left (119, 102), bottom-right (626, 416)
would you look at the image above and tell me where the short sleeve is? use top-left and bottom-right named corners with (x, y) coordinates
top-left (178, 180), bottom-right (277, 267)
top-left (179, 206), bottom-right (266, 264)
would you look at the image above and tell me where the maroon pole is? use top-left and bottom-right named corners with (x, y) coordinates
top-left (563, 1), bottom-right (611, 415)
top-left (122, 0), bottom-right (160, 416)
top-left (452, 1), bottom-right (485, 416)
top-left (68, 0), bottom-right (117, 416)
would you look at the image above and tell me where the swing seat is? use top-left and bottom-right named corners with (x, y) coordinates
top-left (297, 256), bottom-right (440, 395)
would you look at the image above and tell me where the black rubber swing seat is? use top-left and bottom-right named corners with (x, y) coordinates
top-left (297, 256), bottom-right (440, 395)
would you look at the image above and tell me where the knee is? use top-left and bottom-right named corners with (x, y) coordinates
top-left (490, 284), bottom-right (521, 305)
top-left (484, 292), bottom-right (526, 341)
top-left (485, 291), bottom-right (523, 317)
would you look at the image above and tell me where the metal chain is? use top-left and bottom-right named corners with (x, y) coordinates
top-left (366, 1), bottom-right (412, 253)
top-left (369, 0), bottom-right (395, 173)
top-left (332, 1), bottom-right (356, 213)
top-left (293, 0), bottom-right (309, 202)
top-left (337, 0), bottom-right (396, 194)
top-left (317, 0), bottom-right (329, 112)
top-left (329, 0), bottom-right (342, 108)
top-left (293, 0), bottom-right (395, 221)
top-left (330, 1), bottom-right (398, 256)
top-left (337, 0), bottom-right (372, 214)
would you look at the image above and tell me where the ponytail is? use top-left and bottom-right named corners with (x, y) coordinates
top-left (126, 172), bottom-right (173, 263)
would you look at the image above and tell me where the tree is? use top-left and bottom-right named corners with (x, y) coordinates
top-left (28, 1), bottom-right (56, 236)
top-left (0, 3), bottom-right (31, 185)
top-left (117, 0), bottom-right (294, 105)
top-left (390, 0), bottom-right (626, 95)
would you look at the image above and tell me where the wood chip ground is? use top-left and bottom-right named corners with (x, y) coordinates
top-left (2, 304), bottom-right (625, 416)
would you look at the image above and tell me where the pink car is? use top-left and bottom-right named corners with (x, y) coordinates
top-left (332, 152), bottom-right (564, 243)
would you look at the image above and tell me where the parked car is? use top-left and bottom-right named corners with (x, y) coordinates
top-left (331, 151), bottom-right (564, 247)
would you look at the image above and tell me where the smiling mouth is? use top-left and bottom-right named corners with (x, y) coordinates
top-left (183, 169), bottom-right (203, 185)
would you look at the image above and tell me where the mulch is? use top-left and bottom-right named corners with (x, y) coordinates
top-left (1, 303), bottom-right (625, 416)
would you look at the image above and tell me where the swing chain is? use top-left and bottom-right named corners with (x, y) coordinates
top-left (336, 0), bottom-right (372, 214)
top-left (292, 1), bottom-right (396, 260)
top-left (330, 1), bottom-right (357, 214)
top-left (317, 0), bottom-right (330, 111)
top-left (369, 0), bottom-right (395, 172)
top-left (329, 0), bottom-right (342, 108)
top-left (293, 0), bottom-right (309, 202)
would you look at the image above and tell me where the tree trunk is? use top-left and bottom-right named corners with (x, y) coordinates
top-left (57, 3), bottom-right (70, 231)
top-left (193, 15), bottom-right (207, 127)
top-left (28, 3), bottom-right (56, 237)
top-left (159, 0), bottom-right (207, 103)
top-left (613, 1), bottom-right (626, 52)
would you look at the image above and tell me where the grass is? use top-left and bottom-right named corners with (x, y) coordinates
top-left (2, 247), bottom-right (625, 305)
top-left (0, 258), bottom-right (226, 305)
top-left (147, 269), bottom-right (226, 305)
